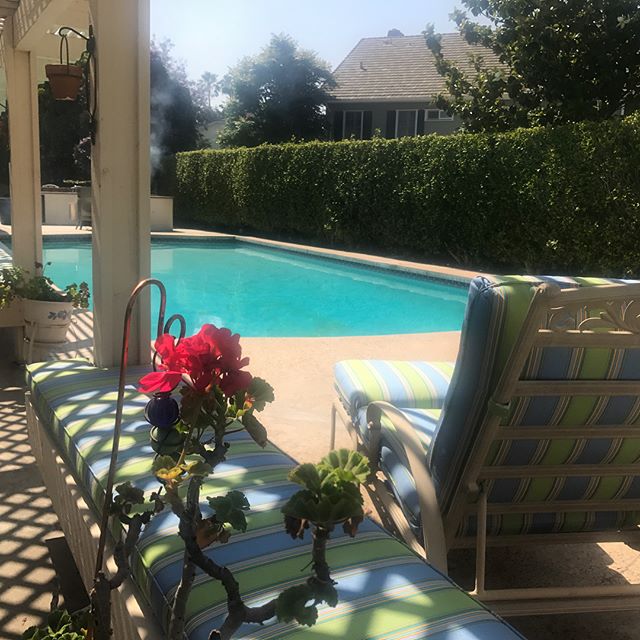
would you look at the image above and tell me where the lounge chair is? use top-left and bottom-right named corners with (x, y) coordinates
top-left (26, 358), bottom-right (525, 639)
top-left (332, 275), bottom-right (640, 615)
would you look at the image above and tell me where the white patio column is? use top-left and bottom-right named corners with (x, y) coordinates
top-left (3, 16), bottom-right (42, 271)
top-left (88, 0), bottom-right (151, 368)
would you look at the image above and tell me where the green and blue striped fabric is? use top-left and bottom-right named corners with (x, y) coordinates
top-left (334, 360), bottom-right (454, 444)
top-left (26, 359), bottom-right (524, 640)
top-left (362, 275), bottom-right (640, 538)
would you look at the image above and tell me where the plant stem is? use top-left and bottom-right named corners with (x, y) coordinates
top-left (311, 526), bottom-right (332, 584)
top-left (168, 476), bottom-right (202, 639)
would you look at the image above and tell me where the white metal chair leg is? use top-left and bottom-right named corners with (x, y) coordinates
top-left (329, 403), bottom-right (337, 451)
top-left (474, 487), bottom-right (487, 596)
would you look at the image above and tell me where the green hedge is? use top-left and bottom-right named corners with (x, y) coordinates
top-left (176, 114), bottom-right (640, 276)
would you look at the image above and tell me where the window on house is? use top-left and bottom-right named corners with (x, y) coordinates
top-left (426, 109), bottom-right (454, 121)
top-left (344, 111), bottom-right (364, 139)
top-left (396, 110), bottom-right (417, 137)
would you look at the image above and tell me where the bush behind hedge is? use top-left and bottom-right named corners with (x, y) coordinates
top-left (176, 114), bottom-right (640, 276)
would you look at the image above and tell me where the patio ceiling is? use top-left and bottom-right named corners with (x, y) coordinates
top-left (0, 0), bottom-right (86, 61)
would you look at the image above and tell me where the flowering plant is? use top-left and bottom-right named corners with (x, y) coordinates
top-left (138, 324), bottom-right (274, 465)
top-left (87, 323), bottom-right (368, 640)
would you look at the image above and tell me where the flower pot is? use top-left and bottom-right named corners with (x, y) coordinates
top-left (23, 299), bottom-right (74, 343)
top-left (45, 64), bottom-right (83, 101)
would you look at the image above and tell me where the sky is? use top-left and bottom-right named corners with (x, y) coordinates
top-left (150, 0), bottom-right (463, 84)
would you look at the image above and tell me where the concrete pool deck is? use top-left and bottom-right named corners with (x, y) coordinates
top-left (1, 225), bottom-right (640, 638)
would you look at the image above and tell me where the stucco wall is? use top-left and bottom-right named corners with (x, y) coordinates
top-left (327, 102), bottom-right (461, 138)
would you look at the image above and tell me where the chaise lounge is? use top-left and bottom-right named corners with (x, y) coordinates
top-left (26, 358), bottom-right (525, 639)
top-left (332, 275), bottom-right (640, 615)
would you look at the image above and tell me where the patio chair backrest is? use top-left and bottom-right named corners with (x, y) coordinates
top-left (428, 275), bottom-right (640, 537)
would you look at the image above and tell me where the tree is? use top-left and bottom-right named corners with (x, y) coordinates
top-left (218, 34), bottom-right (335, 147)
top-left (425, 0), bottom-right (640, 132)
top-left (199, 71), bottom-right (218, 109)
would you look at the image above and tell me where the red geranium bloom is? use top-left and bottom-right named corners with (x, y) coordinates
top-left (138, 325), bottom-right (253, 396)
top-left (138, 334), bottom-right (184, 393)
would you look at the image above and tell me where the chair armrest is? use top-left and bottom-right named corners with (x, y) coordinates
top-left (366, 401), bottom-right (448, 573)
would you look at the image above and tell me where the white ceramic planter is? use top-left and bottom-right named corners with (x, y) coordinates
top-left (23, 299), bottom-right (74, 343)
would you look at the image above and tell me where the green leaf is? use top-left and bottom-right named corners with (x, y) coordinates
top-left (114, 481), bottom-right (145, 505)
top-left (184, 459), bottom-right (213, 477)
top-left (288, 463), bottom-right (322, 492)
top-left (248, 377), bottom-right (275, 411)
top-left (241, 412), bottom-right (268, 448)
top-left (275, 584), bottom-right (318, 627)
top-left (320, 449), bottom-right (370, 485)
top-left (207, 490), bottom-right (250, 532)
top-left (313, 580), bottom-right (339, 608)
top-left (152, 455), bottom-right (177, 474)
top-left (227, 490), bottom-right (250, 509)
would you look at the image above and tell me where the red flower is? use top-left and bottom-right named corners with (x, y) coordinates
top-left (137, 325), bottom-right (252, 396)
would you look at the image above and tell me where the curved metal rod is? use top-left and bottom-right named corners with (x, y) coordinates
top-left (93, 278), bottom-right (167, 579)
top-left (164, 313), bottom-right (187, 340)
top-left (57, 26), bottom-right (91, 42)
top-left (151, 313), bottom-right (187, 372)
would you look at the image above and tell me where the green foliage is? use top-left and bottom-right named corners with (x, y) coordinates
top-left (247, 377), bottom-right (275, 412)
top-left (275, 584), bottom-right (319, 627)
top-left (22, 607), bottom-right (89, 639)
top-left (241, 412), bottom-right (268, 448)
top-left (207, 490), bottom-right (250, 532)
top-left (282, 450), bottom-right (369, 528)
top-left (425, 0), bottom-right (640, 132)
top-left (218, 34), bottom-right (335, 147)
top-left (176, 114), bottom-right (640, 277)
top-left (0, 266), bottom-right (90, 308)
top-left (152, 454), bottom-right (213, 488)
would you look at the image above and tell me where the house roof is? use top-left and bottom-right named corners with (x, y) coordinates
top-left (329, 33), bottom-right (502, 103)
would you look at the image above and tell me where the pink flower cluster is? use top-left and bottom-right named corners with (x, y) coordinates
top-left (138, 324), bottom-right (252, 397)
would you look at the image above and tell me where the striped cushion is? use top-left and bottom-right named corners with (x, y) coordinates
top-left (375, 275), bottom-right (640, 538)
top-left (26, 360), bottom-right (524, 640)
top-left (334, 360), bottom-right (454, 418)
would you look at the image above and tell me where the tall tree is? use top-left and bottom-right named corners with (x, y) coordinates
top-left (425, 0), bottom-right (640, 132)
top-left (218, 34), bottom-right (335, 147)
top-left (199, 71), bottom-right (218, 109)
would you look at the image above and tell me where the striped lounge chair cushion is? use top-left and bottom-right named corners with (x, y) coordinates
top-left (375, 275), bottom-right (640, 538)
top-left (26, 359), bottom-right (524, 640)
top-left (334, 360), bottom-right (454, 419)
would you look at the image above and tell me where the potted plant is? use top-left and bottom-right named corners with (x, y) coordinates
top-left (45, 62), bottom-right (83, 101)
top-left (0, 264), bottom-right (90, 343)
top-left (45, 29), bottom-right (87, 102)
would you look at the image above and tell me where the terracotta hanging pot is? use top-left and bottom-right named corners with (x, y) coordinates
top-left (45, 64), bottom-right (83, 101)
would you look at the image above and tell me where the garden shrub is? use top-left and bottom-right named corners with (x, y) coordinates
top-left (175, 113), bottom-right (640, 276)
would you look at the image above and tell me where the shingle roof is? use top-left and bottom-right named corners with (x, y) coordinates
top-left (329, 33), bottom-right (502, 102)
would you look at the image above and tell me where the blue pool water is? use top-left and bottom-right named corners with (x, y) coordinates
top-left (43, 239), bottom-right (468, 337)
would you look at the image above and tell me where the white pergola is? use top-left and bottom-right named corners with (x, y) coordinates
top-left (1, 0), bottom-right (151, 367)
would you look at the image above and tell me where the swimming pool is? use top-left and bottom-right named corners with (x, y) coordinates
top-left (43, 238), bottom-right (468, 337)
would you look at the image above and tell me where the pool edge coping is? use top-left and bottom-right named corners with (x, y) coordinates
top-left (28, 227), bottom-right (484, 287)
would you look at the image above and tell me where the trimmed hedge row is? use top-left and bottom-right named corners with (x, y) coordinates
top-left (176, 114), bottom-right (640, 276)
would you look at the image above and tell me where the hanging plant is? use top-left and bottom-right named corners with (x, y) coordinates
top-left (45, 30), bottom-right (83, 101)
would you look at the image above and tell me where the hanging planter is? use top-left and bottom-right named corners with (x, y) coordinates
top-left (44, 63), bottom-right (83, 101)
top-left (45, 26), bottom-right (97, 144)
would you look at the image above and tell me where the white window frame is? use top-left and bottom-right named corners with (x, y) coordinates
top-left (343, 110), bottom-right (364, 139)
top-left (426, 108), bottom-right (454, 122)
top-left (395, 109), bottom-right (418, 137)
